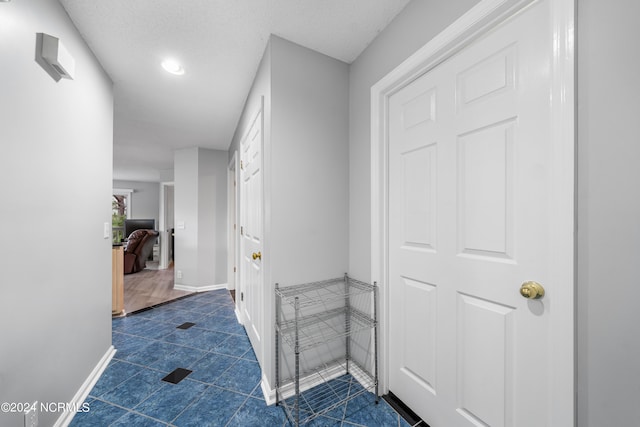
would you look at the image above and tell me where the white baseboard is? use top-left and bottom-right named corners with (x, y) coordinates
top-left (234, 307), bottom-right (244, 325)
top-left (261, 372), bottom-right (276, 405)
top-left (174, 283), bottom-right (228, 292)
top-left (54, 346), bottom-right (116, 427)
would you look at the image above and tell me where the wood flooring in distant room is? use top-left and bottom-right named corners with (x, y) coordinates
top-left (123, 262), bottom-right (192, 314)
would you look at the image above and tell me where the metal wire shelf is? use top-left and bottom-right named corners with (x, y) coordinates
top-left (278, 361), bottom-right (376, 425)
top-left (275, 276), bottom-right (374, 309)
top-left (277, 306), bottom-right (375, 352)
top-left (275, 274), bottom-right (378, 426)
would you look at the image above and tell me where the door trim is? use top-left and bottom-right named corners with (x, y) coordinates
top-left (228, 151), bottom-right (239, 293)
top-left (158, 182), bottom-right (174, 270)
top-left (370, 0), bottom-right (575, 424)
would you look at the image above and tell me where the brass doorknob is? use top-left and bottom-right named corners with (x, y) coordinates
top-left (252, 251), bottom-right (262, 260)
top-left (520, 281), bottom-right (545, 299)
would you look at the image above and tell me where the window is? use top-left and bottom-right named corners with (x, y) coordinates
top-left (112, 189), bottom-right (132, 242)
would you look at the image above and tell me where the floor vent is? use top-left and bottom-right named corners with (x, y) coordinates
top-left (162, 368), bottom-right (192, 385)
top-left (176, 322), bottom-right (196, 330)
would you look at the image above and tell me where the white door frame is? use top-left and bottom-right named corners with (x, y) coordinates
top-left (158, 181), bottom-right (174, 270)
top-left (371, 0), bottom-right (575, 424)
top-left (228, 152), bottom-right (240, 304)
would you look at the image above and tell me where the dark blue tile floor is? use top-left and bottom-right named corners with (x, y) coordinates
top-left (70, 289), bottom-right (411, 426)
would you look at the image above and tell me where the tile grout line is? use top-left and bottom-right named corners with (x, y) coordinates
top-left (79, 290), bottom-right (396, 426)
top-left (167, 381), bottom-right (211, 426)
top-left (224, 393), bottom-right (253, 427)
top-left (88, 395), bottom-right (171, 427)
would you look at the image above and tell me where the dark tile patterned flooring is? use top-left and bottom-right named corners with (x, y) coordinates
top-left (70, 289), bottom-right (411, 426)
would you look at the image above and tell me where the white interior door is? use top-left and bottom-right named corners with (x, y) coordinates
top-left (240, 107), bottom-right (264, 365)
top-left (387, 1), bottom-right (572, 426)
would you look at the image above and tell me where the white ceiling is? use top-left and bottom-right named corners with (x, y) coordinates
top-left (59, 0), bottom-right (411, 182)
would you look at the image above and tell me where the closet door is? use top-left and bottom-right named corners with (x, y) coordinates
top-left (386, 1), bottom-right (574, 425)
top-left (240, 105), bottom-right (264, 365)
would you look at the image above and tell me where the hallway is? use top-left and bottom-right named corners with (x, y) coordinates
top-left (71, 289), bottom-right (409, 426)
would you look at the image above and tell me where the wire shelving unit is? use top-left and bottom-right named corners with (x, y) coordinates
top-left (275, 274), bottom-right (378, 426)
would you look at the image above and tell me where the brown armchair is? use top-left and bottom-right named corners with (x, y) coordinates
top-left (123, 229), bottom-right (159, 274)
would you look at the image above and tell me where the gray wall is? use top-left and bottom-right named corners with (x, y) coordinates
top-left (348, 0), bottom-right (480, 280)
top-left (576, 0), bottom-right (640, 425)
top-left (198, 149), bottom-right (229, 287)
top-left (229, 35), bottom-right (349, 389)
top-left (113, 179), bottom-right (160, 226)
top-left (229, 35), bottom-right (349, 286)
top-left (270, 36), bottom-right (350, 285)
top-left (0, 1), bottom-right (114, 426)
top-left (174, 147), bottom-right (228, 288)
top-left (347, 0), bottom-right (640, 424)
top-left (229, 39), bottom-right (272, 163)
top-left (174, 148), bottom-right (199, 285)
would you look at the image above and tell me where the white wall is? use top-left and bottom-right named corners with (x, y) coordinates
top-left (348, 0), bottom-right (480, 280)
top-left (113, 179), bottom-right (160, 225)
top-left (576, 0), bottom-right (640, 424)
top-left (0, 2), bottom-right (113, 426)
top-left (174, 147), bottom-right (228, 289)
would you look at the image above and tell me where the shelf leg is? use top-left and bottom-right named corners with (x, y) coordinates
top-left (294, 295), bottom-right (300, 427)
top-left (345, 273), bottom-right (350, 375)
top-left (275, 283), bottom-right (280, 407)
top-left (373, 281), bottom-right (379, 403)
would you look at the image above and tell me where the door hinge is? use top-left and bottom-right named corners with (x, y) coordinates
top-left (241, 292), bottom-right (244, 302)
top-left (233, 266), bottom-right (236, 273)
top-left (240, 160), bottom-right (244, 170)
top-left (240, 226), bottom-right (244, 236)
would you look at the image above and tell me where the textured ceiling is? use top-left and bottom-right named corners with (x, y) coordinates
top-left (59, 0), bottom-right (411, 182)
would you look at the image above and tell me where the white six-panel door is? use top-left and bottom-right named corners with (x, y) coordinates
top-left (387, 1), bottom-right (570, 426)
top-left (240, 107), bottom-right (264, 366)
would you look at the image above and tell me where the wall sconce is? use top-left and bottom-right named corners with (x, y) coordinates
top-left (36, 33), bottom-right (75, 81)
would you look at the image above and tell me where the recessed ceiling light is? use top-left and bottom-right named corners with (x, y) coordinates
top-left (161, 59), bottom-right (184, 75)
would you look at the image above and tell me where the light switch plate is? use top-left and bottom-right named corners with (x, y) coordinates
top-left (103, 222), bottom-right (111, 239)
